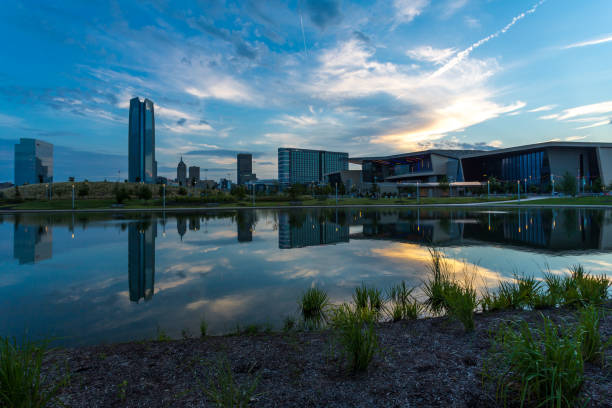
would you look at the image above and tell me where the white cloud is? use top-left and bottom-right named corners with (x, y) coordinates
top-left (269, 114), bottom-right (319, 127)
top-left (556, 101), bottom-right (612, 120)
top-left (406, 46), bottom-right (457, 64)
top-left (442, 0), bottom-right (468, 18)
top-left (565, 135), bottom-right (587, 141)
top-left (539, 113), bottom-right (559, 120)
top-left (394, 0), bottom-right (430, 24)
top-left (575, 120), bottom-right (610, 130)
top-left (156, 105), bottom-right (196, 120)
top-left (185, 76), bottom-right (253, 103)
top-left (564, 34), bottom-right (612, 49)
top-left (528, 105), bottom-right (556, 112)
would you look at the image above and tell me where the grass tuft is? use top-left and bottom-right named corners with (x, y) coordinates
top-left (576, 305), bottom-right (611, 363)
top-left (0, 336), bottom-right (68, 408)
top-left (353, 283), bottom-right (385, 318)
top-left (200, 318), bottom-right (208, 338)
top-left (298, 287), bottom-right (329, 328)
top-left (386, 281), bottom-right (422, 321)
top-left (202, 356), bottom-right (260, 407)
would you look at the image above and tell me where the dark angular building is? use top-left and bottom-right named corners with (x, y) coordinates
top-left (128, 221), bottom-right (157, 302)
top-left (237, 153), bottom-right (256, 185)
top-left (177, 156), bottom-right (187, 186)
top-left (128, 97), bottom-right (157, 183)
top-left (14, 138), bottom-right (53, 186)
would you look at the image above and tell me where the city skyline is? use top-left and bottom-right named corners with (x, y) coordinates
top-left (1, 1), bottom-right (612, 183)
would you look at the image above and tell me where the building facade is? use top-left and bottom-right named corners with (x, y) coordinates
top-left (177, 156), bottom-right (187, 186)
top-left (128, 221), bottom-right (156, 302)
top-left (128, 97), bottom-right (157, 183)
top-left (351, 142), bottom-right (612, 189)
top-left (188, 166), bottom-right (200, 184)
top-left (278, 148), bottom-right (348, 185)
top-left (14, 138), bottom-right (53, 185)
top-left (237, 153), bottom-right (256, 185)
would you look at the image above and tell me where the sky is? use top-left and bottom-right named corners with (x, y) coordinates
top-left (0, 0), bottom-right (611, 182)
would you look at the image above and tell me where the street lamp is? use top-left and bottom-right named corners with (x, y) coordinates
top-left (335, 182), bottom-right (338, 205)
top-left (487, 179), bottom-right (490, 199)
top-left (416, 180), bottom-right (420, 204)
top-left (162, 184), bottom-right (166, 210)
top-left (517, 180), bottom-right (520, 203)
top-left (72, 184), bottom-right (75, 209)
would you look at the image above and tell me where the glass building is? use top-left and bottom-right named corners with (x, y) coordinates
top-left (237, 153), bottom-right (256, 185)
top-left (278, 148), bottom-right (348, 185)
top-left (128, 97), bottom-right (157, 183)
top-left (14, 138), bottom-right (53, 185)
top-left (13, 222), bottom-right (52, 264)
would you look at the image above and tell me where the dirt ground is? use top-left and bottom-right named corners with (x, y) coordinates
top-left (45, 305), bottom-right (612, 408)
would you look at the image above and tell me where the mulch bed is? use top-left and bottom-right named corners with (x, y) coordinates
top-left (45, 305), bottom-right (612, 407)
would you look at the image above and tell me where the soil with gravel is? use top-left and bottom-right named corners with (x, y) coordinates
top-left (44, 305), bottom-right (612, 408)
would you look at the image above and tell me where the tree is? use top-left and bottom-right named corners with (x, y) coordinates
top-left (178, 187), bottom-right (188, 196)
top-left (230, 185), bottom-right (247, 200)
top-left (559, 172), bottom-right (577, 196)
top-left (114, 184), bottom-right (129, 204)
top-left (438, 176), bottom-right (449, 192)
top-left (78, 182), bottom-right (89, 198)
top-left (158, 184), bottom-right (164, 197)
top-left (592, 178), bottom-right (603, 194)
top-left (138, 185), bottom-right (152, 200)
top-left (488, 176), bottom-right (501, 194)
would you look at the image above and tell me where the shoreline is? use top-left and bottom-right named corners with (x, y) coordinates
top-left (44, 305), bottom-right (611, 408)
top-left (2, 201), bottom-right (611, 214)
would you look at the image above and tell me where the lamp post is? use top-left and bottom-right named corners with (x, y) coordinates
top-left (162, 184), bottom-right (166, 210)
top-left (416, 181), bottom-right (420, 204)
top-left (524, 178), bottom-right (527, 195)
top-left (517, 180), bottom-right (520, 203)
top-left (551, 175), bottom-right (555, 196)
top-left (487, 180), bottom-right (490, 199)
top-left (71, 184), bottom-right (75, 209)
top-left (335, 182), bottom-right (338, 205)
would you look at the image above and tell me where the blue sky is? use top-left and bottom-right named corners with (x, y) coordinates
top-left (0, 0), bottom-right (611, 182)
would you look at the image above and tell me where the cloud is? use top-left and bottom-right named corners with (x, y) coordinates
top-left (442, 0), bottom-right (468, 18)
top-left (528, 105), bottom-right (556, 112)
top-left (304, 0), bottom-right (342, 29)
top-left (432, 0), bottom-right (546, 78)
top-left (564, 34), bottom-right (612, 49)
top-left (353, 30), bottom-right (370, 43)
top-left (269, 114), bottom-right (319, 127)
top-left (406, 46), bottom-right (456, 64)
top-left (188, 16), bottom-right (259, 59)
top-left (393, 0), bottom-right (429, 24)
top-left (555, 101), bottom-right (612, 120)
top-left (536, 101), bottom-right (612, 130)
top-left (184, 149), bottom-right (263, 158)
top-left (565, 135), bottom-right (587, 141)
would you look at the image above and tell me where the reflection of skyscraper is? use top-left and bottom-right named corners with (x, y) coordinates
top-left (128, 221), bottom-right (157, 302)
top-left (177, 217), bottom-right (187, 240)
top-left (128, 97), bottom-right (157, 183)
top-left (189, 216), bottom-right (200, 231)
top-left (13, 223), bottom-right (52, 264)
top-left (237, 211), bottom-right (254, 242)
top-left (278, 211), bottom-right (348, 249)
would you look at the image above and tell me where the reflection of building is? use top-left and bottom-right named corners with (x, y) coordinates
top-left (278, 148), bottom-right (348, 185)
top-left (278, 211), bottom-right (349, 249)
top-left (237, 153), bottom-right (256, 185)
top-left (189, 216), bottom-right (200, 231)
top-left (177, 157), bottom-right (187, 186)
top-left (14, 138), bottom-right (53, 186)
top-left (128, 97), bottom-right (157, 183)
top-left (13, 223), bottom-right (52, 264)
top-left (177, 217), bottom-right (187, 240)
top-left (128, 221), bottom-right (157, 302)
top-left (237, 211), bottom-right (255, 242)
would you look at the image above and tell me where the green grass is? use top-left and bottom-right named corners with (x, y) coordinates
top-left (576, 305), bottom-right (610, 363)
top-left (200, 318), bottom-right (208, 338)
top-left (202, 356), bottom-right (260, 408)
top-left (329, 304), bottom-right (380, 372)
top-left (352, 284), bottom-right (385, 318)
top-left (519, 196), bottom-right (612, 206)
top-left (488, 315), bottom-right (586, 408)
top-left (386, 281), bottom-right (422, 321)
top-left (443, 281), bottom-right (478, 332)
top-left (298, 287), bottom-right (329, 328)
top-left (0, 336), bottom-right (68, 408)
top-left (422, 248), bottom-right (453, 315)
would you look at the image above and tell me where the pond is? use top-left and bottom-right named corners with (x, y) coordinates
top-left (1, 207), bottom-right (611, 346)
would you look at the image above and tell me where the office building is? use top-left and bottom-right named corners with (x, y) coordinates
top-left (13, 222), bottom-right (52, 264)
top-left (278, 148), bottom-right (348, 185)
top-left (177, 156), bottom-right (187, 186)
top-left (188, 166), bottom-right (200, 184)
top-left (350, 142), bottom-right (612, 188)
top-left (237, 153), bottom-right (256, 185)
top-left (128, 221), bottom-right (157, 302)
top-left (14, 138), bottom-right (53, 186)
top-left (128, 97), bottom-right (157, 183)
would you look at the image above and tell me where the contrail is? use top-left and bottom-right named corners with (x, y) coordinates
top-left (300, 13), bottom-right (308, 56)
top-left (431, 0), bottom-right (547, 78)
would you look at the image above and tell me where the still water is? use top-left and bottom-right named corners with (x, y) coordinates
top-left (1, 207), bottom-right (611, 346)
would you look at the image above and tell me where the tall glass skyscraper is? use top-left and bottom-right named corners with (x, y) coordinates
top-left (14, 138), bottom-right (53, 185)
top-left (278, 148), bottom-right (348, 185)
top-left (128, 221), bottom-right (157, 302)
top-left (128, 97), bottom-right (157, 183)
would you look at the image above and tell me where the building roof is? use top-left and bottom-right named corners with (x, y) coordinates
top-left (349, 149), bottom-right (485, 164)
top-left (461, 141), bottom-right (612, 159)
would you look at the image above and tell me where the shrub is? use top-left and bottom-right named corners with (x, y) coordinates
top-left (203, 356), bottom-right (260, 408)
top-left (487, 316), bottom-right (585, 408)
top-left (0, 337), bottom-right (67, 408)
top-left (559, 172), bottom-right (577, 196)
top-left (329, 304), bottom-right (379, 372)
top-left (77, 182), bottom-right (89, 197)
top-left (562, 265), bottom-right (609, 307)
top-left (137, 185), bottom-right (152, 200)
top-left (200, 318), bottom-right (208, 338)
top-left (178, 187), bottom-right (187, 196)
top-left (444, 281), bottom-right (478, 332)
top-left (283, 316), bottom-right (296, 332)
top-left (298, 287), bottom-right (329, 328)
top-left (576, 305), bottom-right (611, 363)
top-left (114, 184), bottom-right (129, 204)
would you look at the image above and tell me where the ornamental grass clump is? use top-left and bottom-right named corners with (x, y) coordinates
top-left (443, 280), bottom-right (478, 332)
top-left (352, 283), bottom-right (385, 318)
top-left (562, 265), bottom-right (610, 307)
top-left (0, 336), bottom-right (68, 408)
top-left (576, 305), bottom-right (611, 363)
top-left (203, 356), bottom-right (260, 408)
top-left (386, 281), bottom-right (422, 321)
top-left (422, 248), bottom-right (454, 315)
top-left (487, 316), bottom-right (585, 408)
top-left (329, 304), bottom-right (380, 372)
top-left (298, 286), bottom-right (329, 328)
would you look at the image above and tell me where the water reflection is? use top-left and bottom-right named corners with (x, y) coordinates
top-left (0, 207), bottom-right (610, 346)
top-left (128, 221), bottom-right (156, 302)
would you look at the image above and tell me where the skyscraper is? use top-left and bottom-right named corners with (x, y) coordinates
top-left (188, 166), bottom-right (200, 184)
top-left (278, 148), bottom-right (348, 185)
top-left (14, 138), bottom-right (53, 185)
top-left (128, 97), bottom-right (157, 183)
top-left (177, 156), bottom-right (187, 185)
top-left (237, 153), bottom-right (256, 185)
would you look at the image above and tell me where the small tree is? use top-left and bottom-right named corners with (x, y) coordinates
top-left (178, 187), bottom-right (188, 196)
top-left (559, 172), bottom-right (577, 196)
top-left (114, 184), bottom-right (129, 204)
top-left (230, 185), bottom-right (247, 200)
top-left (158, 185), bottom-right (164, 197)
top-left (488, 176), bottom-right (501, 194)
top-left (592, 178), bottom-right (603, 194)
top-left (138, 185), bottom-right (152, 200)
top-left (78, 182), bottom-right (89, 198)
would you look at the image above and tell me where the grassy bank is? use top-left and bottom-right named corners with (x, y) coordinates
top-left (518, 196), bottom-right (612, 206)
top-left (5, 252), bottom-right (610, 407)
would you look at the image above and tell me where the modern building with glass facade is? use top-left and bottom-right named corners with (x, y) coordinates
top-left (14, 138), bottom-right (53, 185)
top-left (278, 148), bottom-right (348, 185)
top-left (128, 97), bottom-right (157, 183)
top-left (351, 142), bottom-right (612, 188)
top-left (237, 153), bottom-right (256, 185)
